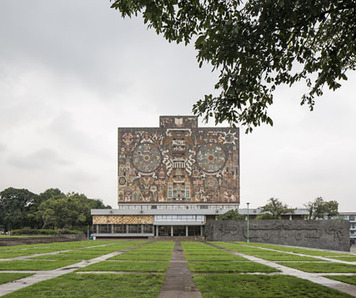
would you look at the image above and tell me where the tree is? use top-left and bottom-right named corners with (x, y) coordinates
top-left (0, 187), bottom-right (38, 231)
top-left (217, 209), bottom-right (244, 220)
top-left (259, 197), bottom-right (293, 219)
top-left (305, 197), bottom-right (339, 219)
top-left (111, 0), bottom-right (356, 132)
top-left (35, 193), bottom-right (112, 230)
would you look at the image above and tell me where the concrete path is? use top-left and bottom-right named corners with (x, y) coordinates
top-left (0, 244), bottom-right (143, 297)
top-left (209, 243), bottom-right (356, 297)
top-left (159, 241), bottom-right (201, 298)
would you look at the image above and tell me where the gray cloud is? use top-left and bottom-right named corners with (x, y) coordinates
top-left (9, 148), bottom-right (70, 170)
top-left (0, 1), bottom-right (355, 210)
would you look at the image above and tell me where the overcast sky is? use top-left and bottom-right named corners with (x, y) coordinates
top-left (1, 1), bottom-right (355, 211)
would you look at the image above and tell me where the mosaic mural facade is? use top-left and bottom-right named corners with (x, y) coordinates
top-left (93, 215), bottom-right (154, 225)
top-left (118, 116), bottom-right (240, 204)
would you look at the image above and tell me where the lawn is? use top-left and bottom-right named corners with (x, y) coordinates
top-left (325, 275), bottom-right (356, 286)
top-left (240, 242), bottom-right (352, 258)
top-left (4, 273), bottom-right (165, 298)
top-left (77, 260), bottom-right (170, 272)
top-left (0, 273), bottom-right (33, 285)
top-left (280, 262), bottom-right (356, 273)
top-left (193, 274), bottom-right (351, 297)
top-left (0, 260), bottom-right (79, 271)
top-left (188, 261), bottom-right (279, 273)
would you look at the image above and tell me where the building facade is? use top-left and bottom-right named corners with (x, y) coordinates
top-left (91, 115), bottom-right (240, 238)
top-left (337, 212), bottom-right (356, 243)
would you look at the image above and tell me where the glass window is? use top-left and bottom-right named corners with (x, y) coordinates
top-left (349, 215), bottom-right (355, 221)
top-left (143, 224), bottom-right (153, 233)
top-left (98, 224), bottom-right (109, 233)
top-left (128, 224), bottom-right (141, 233)
top-left (112, 224), bottom-right (126, 233)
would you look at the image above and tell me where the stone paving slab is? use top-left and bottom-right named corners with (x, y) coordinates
top-left (209, 242), bottom-right (356, 297)
top-left (159, 242), bottom-right (201, 298)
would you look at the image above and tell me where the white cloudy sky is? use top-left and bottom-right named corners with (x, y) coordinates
top-left (0, 1), bottom-right (355, 211)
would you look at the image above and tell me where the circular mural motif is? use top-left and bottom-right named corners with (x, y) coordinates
top-left (197, 144), bottom-right (226, 173)
top-left (204, 176), bottom-right (219, 189)
top-left (132, 143), bottom-right (162, 173)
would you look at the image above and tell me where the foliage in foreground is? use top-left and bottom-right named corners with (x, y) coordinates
top-left (5, 273), bottom-right (164, 298)
top-left (193, 274), bottom-right (351, 298)
top-left (111, 0), bottom-right (356, 131)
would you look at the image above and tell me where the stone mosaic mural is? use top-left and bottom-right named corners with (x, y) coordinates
top-left (118, 116), bottom-right (239, 203)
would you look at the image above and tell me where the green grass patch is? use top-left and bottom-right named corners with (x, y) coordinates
top-left (109, 254), bottom-right (172, 261)
top-left (0, 260), bottom-right (78, 271)
top-left (30, 252), bottom-right (104, 261)
top-left (238, 242), bottom-right (351, 257)
top-left (247, 253), bottom-right (320, 262)
top-left (193, 274), bottom-right (351, 297)
top-left (185, 254), bottom-right (247, 261)
top-left (281, 262), bottom-right (356, 273)
top-left (325, 275), bottom-right (356, 286)
top-left (327, 256), bottom-right (356, 262)
top-left (0, 273), bottom-right (33, 285)
top-left (78, 261), bottom-right (170, 272)
top-left (188, 261), bottom-right (278, 273)
top-left (4, 273), bottom-right (164, 297)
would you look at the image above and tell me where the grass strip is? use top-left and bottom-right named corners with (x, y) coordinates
top-left (109, 254), bottom-right (172, 261)
top-left (185, 254), bottom-right (247, 261)
top-left (238, 242), bottom-right (351, 257)
top-left (193, 274), bottom-right (351, 297)
top-left (188, 261), bottom-right (278, 273)
top-left (4, 273), bottom-right (164, 298)
top-left (325, 275), bottom-right (356, 286)
top-left (0, 273), bottom-right (33, 285)
top-left (77, 261), bottom-right (170, 272)
top-left (281, 262), bottom-right (356, 273)
top-left (0, 260), bottom-right (78, 271)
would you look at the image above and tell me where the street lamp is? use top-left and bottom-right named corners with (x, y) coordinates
top-left (246, 202), bottom-right (250, 243)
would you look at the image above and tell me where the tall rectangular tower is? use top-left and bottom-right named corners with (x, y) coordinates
top-left (118, 116), bottom-right (239, 203)
top-left (92, 115), bottom-right (239, 238)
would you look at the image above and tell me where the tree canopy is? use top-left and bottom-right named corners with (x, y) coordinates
top-left (304, 197), bottom-right (339, 219)
top-left (0, 187), bottom-right (111, 232)
top-left (258, 197), bottom-right (294, 219)
top-left (217, 209), bottom-right (244, 220)
top-left (111, 0), bottom-right (356, 132)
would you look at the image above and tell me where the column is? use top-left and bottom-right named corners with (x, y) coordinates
top-left (186, 226), bottom-right (189, 237)
top-left (171, 226), bottom-right (173, 237)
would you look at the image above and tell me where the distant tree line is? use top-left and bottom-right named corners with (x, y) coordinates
top-left (0, 187), bottom-right (111, 233)
top-left (217, 197), bottom-right (339, 220)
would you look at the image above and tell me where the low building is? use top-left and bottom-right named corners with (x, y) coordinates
top-left (337, 212), bottom-right (356, 242)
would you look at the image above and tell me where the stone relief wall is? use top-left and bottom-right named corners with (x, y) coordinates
top-left (205, 220), bottom-right (350, 251)
top-left (118, 116), bottom-right (240, 204)
top-left (93, 215), bottom-right (154, 225)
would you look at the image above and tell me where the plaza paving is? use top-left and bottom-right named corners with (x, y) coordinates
top-left (0, 240), bottom-right (355, 297)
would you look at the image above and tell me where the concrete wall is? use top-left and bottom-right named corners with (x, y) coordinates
top-left (205, 220), bottom-right (350, 251)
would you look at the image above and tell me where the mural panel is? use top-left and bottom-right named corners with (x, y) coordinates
top-left (118, 116), bottom-right (239, 203)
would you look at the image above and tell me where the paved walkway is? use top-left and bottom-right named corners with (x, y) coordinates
top-left (209, 242), bottom-right (356, 297)
top-left (0, 244), bottom-right (145, 297)
top-left (159, 242), bottom-right (201, 298)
